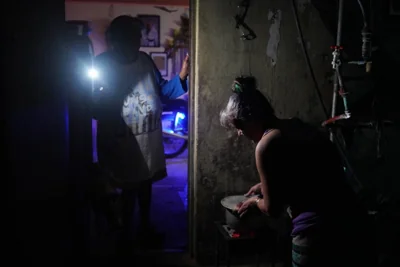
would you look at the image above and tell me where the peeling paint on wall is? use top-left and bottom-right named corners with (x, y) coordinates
top-left (266, 9), bottom-right (282, 66)
top-left (297, 0), bottom-right (311, 13)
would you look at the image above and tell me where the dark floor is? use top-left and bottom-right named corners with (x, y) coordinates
top-left (88, 150), bottom-right (189, 263)
top-left (152, 149), bottom-right (188, 250)
top-left (92, 120), bottom-right (188, 251)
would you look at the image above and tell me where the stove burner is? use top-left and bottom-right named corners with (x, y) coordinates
top-left (221, 224), bottom-right (255, 238)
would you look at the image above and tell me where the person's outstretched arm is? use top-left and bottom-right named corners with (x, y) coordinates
top-left (144, 52), bottom-right (189, 99)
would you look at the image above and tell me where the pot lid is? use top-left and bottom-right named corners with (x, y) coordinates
top-left (221, 195), bottom-right (248, 210)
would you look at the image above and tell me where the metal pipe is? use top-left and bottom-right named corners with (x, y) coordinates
top-left (336, 0), bottom-right (344, 46)
top-left (336, 69), bottom-right (350, 117)
top-left (330, 0), bottom-right (344, 141)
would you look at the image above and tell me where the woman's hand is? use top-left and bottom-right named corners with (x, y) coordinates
top-left (235, 196), bottom-right (258, 216)
top-left (244, 183), bottom-right (261, 197)
top-left (179, 54), bottom-right (190, 80)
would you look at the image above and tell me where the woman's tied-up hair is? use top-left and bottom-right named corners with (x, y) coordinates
top-left (220, 76), bottom-right (274, 130)
top-left (232, 76), bottom-right (256, 94)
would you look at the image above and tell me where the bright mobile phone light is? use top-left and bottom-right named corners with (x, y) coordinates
top-left (88, 68), bottom-right (98, 79)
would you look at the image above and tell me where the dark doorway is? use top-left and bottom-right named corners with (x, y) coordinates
top-left (65, 0), bottom-right (190, 254)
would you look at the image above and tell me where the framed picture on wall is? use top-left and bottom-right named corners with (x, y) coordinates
top-left (150, 52), bottom-right (168, 77)
top-left (138, 15), bottom-right (161, 47)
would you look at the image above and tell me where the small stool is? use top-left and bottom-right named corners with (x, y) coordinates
top-left (214, 221), bottom-right (276, 267)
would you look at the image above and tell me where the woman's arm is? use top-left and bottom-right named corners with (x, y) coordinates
top-left (254, 129), bottom-right (282, 215)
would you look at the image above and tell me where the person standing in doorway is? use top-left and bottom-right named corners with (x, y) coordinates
top-left (92, 15), bottom-right (189, 250)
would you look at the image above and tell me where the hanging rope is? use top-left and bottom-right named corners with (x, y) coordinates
top-left (234, 0), bottom-right (257, 41)
top-left (247, 41), bottom-right (252, 75)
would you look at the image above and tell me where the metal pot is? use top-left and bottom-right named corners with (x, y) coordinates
top-left (221, 195), bottom-right (267, 232)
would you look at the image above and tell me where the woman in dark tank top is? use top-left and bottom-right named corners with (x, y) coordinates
top-left (220, 76), bottom-right (375, 267)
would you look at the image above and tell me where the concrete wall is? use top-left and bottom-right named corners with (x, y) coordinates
top-left (190, 0), bottom-right (334, 263)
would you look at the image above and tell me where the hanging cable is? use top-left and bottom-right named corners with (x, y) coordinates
top-left (358, 0), bottom-right (372, 61)
top-left (234, 0), bottom-right (257, 41)
top-left (291, 0), bottom-right (328, 118)
top-left (248, 41), bottom-right (252, 75)
top-left (357, 0), bottom-right (367, 27)
top-left (290, 0), bottom-right (363, 193)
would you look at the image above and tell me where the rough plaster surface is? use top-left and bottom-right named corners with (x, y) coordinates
top-left (266, 9), bottom-right (282, 66)
top-left (297, 0), bottom-right (311, 13)
top-left (191, 0), bottom-right (333, 263)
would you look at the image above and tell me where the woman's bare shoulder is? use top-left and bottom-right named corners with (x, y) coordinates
top-left (256, 129), bottom-right (282, 155)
